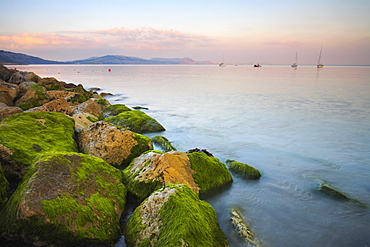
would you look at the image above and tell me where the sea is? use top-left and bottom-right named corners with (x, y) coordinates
top-left (9, 64), bottom-right (370, 247)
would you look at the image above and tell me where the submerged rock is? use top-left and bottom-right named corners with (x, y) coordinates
top-left (230, 208), bottom-right (262, 247)
top-left (105, 110), bottom-right (165, 134)
top-left (226, 159), bottom-right (261, 180)
top-left (123, 150), bottom-right (232, 201)
top-left (78, 121), bottom-right (153, 167)
top-left (152, 135), bottom-right (176, 152)
top-left (0, 112), bottom-right (77, 181)
top-left (319, 183), bottom-right (350, 200)
top-left (124, 184), bottom-right (229, 247)
top-left (0, 152), bottom-right (127, 246)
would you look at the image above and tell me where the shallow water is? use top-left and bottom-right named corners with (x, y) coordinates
top-left (12, 64), bottom-right (370, 247)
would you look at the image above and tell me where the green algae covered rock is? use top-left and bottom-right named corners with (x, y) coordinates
top-left (103, 103), bottom-right (131, 116)
top-left (123, 151), bottom-right (232, 201)
top-left (188, 151), bottom-right (233, 194)
top-left (225, 159), bottom-right (261, 180)
top-left (105, 110), bottom-right (165, 134)
top-left (124, 184), bottom-right (229, 247)
top-left (0, 152), bottom-right (127, 246)
top-left (152, 135), bottom-right (176, 152)
top-left (15, 83), bottom-right (48, 110)
top-left (0, 163), bottom-right (8, 207)
top-left (0, 112), bottom-right (77, 180)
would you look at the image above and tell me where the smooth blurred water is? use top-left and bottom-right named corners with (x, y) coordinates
top-left (13, 64), bottom-right (370, 247)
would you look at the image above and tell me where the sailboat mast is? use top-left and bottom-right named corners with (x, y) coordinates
top-left (317, 46), bottom-right (322, 65)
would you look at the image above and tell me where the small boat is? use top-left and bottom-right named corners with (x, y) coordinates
top-left (254, 63), bottom-right (261, 67)
top-left (291, 52), bottom-right (298, 68)
top-left (219, 62), bottom-right (226, 67)
top-left (317, 46), bottom-right (324, 68)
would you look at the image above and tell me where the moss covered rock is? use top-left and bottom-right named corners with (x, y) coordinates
top-left (225, 159), bottom-right (261, 180)
top-left (37, 77), bottom-right (65, 91)
top-left (105, 110), bottom-right (165, 134)
top-left (0, 112), bottom-right (77, 180)
top-left (230, 208), bottom-right (262, 246)
top-left (124, 184), bottom-right (228, 247)
top-left (78, 121), bottom-right (153, 167)
top-left (123, 151), bottom-right (232, 201)
top-left (103, 103), bottom-right (131, 117)
top-left (187, 151), bottom-right (233, 194)
top-left (0, 152), bottom-right (126, 246)
top-left (152, 135), bottom-right (176, 152)
top-left (66, 85), bottom-right (93, 104)
top-left (15, 83), bottom-right (49, 110)
top-left (0, 163), bottom-right (8, 207)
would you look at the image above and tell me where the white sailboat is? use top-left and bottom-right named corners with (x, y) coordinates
top-left (317, 46), bottom-right (324, 68)
top-left (219, 54), bottom-right (226, 67)
top-left (291, 52), bottom-right (298, 68)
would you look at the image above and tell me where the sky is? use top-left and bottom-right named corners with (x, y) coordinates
top-left (0, 0), bottom-right (369, 65)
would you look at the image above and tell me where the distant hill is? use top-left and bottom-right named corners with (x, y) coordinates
top-left (0, 50), bottom-right (66, 65)
top-left (0, 50), bottom-right (214, 65)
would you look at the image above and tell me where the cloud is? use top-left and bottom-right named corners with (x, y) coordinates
top-left (0, 32), bottom-right (107, 50)
top-left (0, 27), bottom-right (218, 54)
top-left (263, 40), bottom-right (303, 47)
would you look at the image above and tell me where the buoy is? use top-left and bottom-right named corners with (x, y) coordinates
top-left (14, 68), bottom-right (17, 70)
top-left (108, 69), bottom-right (111, 72)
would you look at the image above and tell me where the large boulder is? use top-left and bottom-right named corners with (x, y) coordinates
top-left (225, 159), bottom-right (261, 180)
top-left (8, 71), bottom-right (40, 85)
top-left (0, 81), bottom-right (19, 105)
top-left (37, 77), bottom-right (65, 91)
top-left (0, 152), bottom-right (126, 246)
top-left (0, 112), bottom-right (77, 181)
top-left (15, 84), bottom-right (48, 110)
top-left (73, 99), bottom-right (103, 118)
top-left (0, 65), bottom-right (15, 82)
top-left (28, 98), bottom-right (73, 116)
top-left (78, 121), bottom-right (153, 167)
top-left (124, 184), bottom-right (229, 247)
top-left (0, 103), bottom-right (23, 121)
top-left (123, 150), bottom-right (232, 201)
top-left (105, 110), bottom-right (165, 134)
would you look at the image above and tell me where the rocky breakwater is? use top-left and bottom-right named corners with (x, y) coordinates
top-left (0, 65), bottom-right (235, 246)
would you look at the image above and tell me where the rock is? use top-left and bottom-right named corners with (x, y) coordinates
top-left (100, 92), bottom-right (113, 97)
top-left (66, 85), bottom-right (93, 104)
top-left (124, 184), bottom-right (228, 247)
top-left (0, 152), bottom-right (126, 246)
top-left (37, 77), bottom-right (65, 91)
top-left (132, 106), bottom-right (149, 110)
top-left (105, 110), bottom-right (165, 134)
top-left (8, 71), bottom-right (40, 85)
top-left (0, 112), bottom-right (77, 181)
top-left (73, 99), bottom-right (103, 118)
top-left (0, 104), bottom-right (23, 121)
top-left (123, 150), bottom-right (232, 200)
top-left (152, 135), bottom-right (176, 152)
top-left (95, 98), bottom-right (110, 108)
top-left (0, 163), bottom-right (8, 207)
top-left (187, 148), bottom-right (214, 157)
top-left (46, 90), bottom-right (78, 101)
top-left (0, 65), bottom-right (15, 82)
top-left (72, 113), bottom-right (95, 132)
top-left (63, 82), bottom-right (78, 89)
top-left (103, 103), bottom-right (131, 117)
top-left (0, 81), bottom-right (19, 103)
top-left (225, 160), bottom-right (261, 180)
top-left (0, 91), bottom-right (13, 106)
top-left (123, 151), bottom-right (198, 200)
top-left (27, 98), bottom-right (73, 115)
top-left (14, 84), bottom-right (48, 110)
top-left (78, 121), bottom-right (153, 167)
top-left (319, 184), bottom-right (350, 200)
top-left (230, 208), bottom-right (262, 246)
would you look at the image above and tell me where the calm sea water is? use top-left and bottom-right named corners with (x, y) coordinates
top-left (11, 65), bottom-right (370, 247)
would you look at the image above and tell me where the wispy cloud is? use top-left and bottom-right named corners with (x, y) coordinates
top-left (263, 40), bottom-right (303, 47)
top-left (0, 27), bottom-right (218, 52)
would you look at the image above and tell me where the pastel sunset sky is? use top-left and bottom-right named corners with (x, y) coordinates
top-left (1, 0), bottom-right (369, 65)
